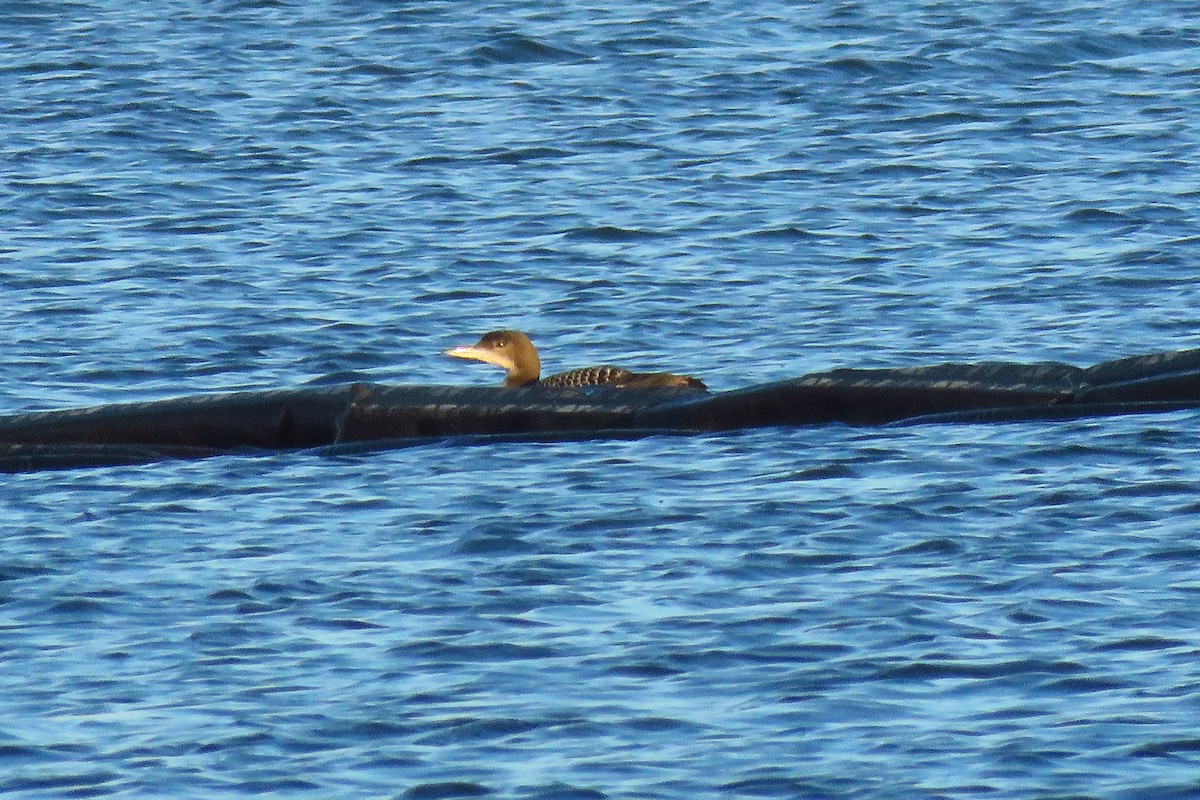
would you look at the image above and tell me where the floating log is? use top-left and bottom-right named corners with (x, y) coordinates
top-left (2, 347), bottom-right (1199, 472)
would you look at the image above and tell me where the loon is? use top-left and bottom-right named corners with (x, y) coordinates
top-left (444, 330), bottom-right (707, 390)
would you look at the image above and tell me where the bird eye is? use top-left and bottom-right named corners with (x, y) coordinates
top-left (496, 340), bottom-right (506, 347)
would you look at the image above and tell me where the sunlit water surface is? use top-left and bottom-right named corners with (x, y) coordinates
top-left (2, 1), bottom-right (1200, 797)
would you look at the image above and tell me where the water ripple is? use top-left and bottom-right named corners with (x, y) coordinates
top-left (3, 0), bottom-right (1200, 797)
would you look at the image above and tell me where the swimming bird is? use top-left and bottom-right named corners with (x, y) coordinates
top-left (444, 330), bottom-right (706, 390)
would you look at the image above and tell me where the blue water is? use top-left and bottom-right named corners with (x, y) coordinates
top-left (3, 1), bottom-right (1200, 797)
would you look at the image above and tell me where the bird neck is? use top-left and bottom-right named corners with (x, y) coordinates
top-left (503, 338), bottom-right (541, 386)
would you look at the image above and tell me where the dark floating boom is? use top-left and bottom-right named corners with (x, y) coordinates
top-left (2, 347), bottom-right (1200, 472)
